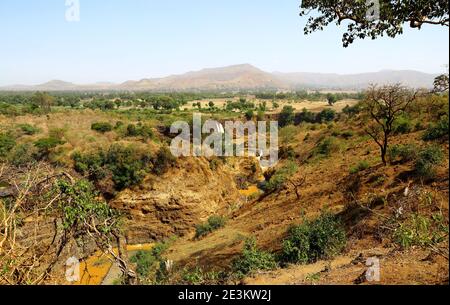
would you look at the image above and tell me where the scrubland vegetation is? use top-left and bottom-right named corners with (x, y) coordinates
top-left (0, 80), bottom-right (448, 285)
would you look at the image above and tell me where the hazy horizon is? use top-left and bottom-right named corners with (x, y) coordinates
top-left (0, 0), bottom-right (448, 86)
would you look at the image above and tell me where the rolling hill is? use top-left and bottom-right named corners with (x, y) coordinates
top-left (0, 64), bottom-right (438, 92)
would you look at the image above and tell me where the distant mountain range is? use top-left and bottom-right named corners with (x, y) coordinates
top-left (0, 64), bottom-right (438, 92)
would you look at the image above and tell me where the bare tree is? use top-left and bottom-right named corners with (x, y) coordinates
top-left (364, 84), bottom-right (418, 165)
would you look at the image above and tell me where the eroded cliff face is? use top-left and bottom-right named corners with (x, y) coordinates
top-left (111, 157), bottom-right (243, 244)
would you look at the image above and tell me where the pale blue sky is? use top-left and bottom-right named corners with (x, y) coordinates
top-left (0, 0), bottom-right (448, 86)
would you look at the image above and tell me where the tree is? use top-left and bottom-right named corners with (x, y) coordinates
top-left (363, 84), bottom-right (418, 165)
top-left (434, 72), bottom-right (449, 93)
top-left (326, 93), bottom-right (337, 106)
top-left (279, 106), bottom-right (295, 127)
top-left (245, 109), bottom-right (254, 120)
top-left (300, 0), bottom-right (449, 47)
top-left (32, 92), bottom-right (55, 113)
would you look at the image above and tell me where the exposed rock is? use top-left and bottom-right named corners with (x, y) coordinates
top-left (111, 157), bottom-right (242, 244)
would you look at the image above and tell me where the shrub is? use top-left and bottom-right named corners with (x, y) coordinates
top-left (130, 250), bottom-right (157, 278)
top-left (394, 213), bottom-right (448, 249)
top-left (422, 116), bottom-right (449, 141)
top-left (281, 212), bottom-right (346, 264)
top-left (414, 145), bottom-right (444, 181)
top-left (313, 136), bottom-right (339, 158)
top-left (261, 161), bottom-right (298, 192)
top-left (91, 122), bottom-right (113, 133)
top-left (34, 137), bottom-right (65, 159)
top-left (8, 143), bottom-right (37, 166)
top-left (349, 161), bottom-right (370, 174)
top-left (17, 124), bottom-right (41, 135)
top-left (393, 115), bottom-right (413, 134)
top-left (106, 144), bottom-right (151, 190)
top-left (72, 144), bottom-right (152, 191)
top-left (387, 144), bottom-right (418, 164)
top-left (245, 110), bottom-right (254, 120)
top-left (152, 146), bottom-right (176, 175)
top-left (316, 109), bottom-right (336, 123)
top-left (341, 130), bottom-right (354, 140)
top-left (72, 150), bottom-right (107, 181)
top-left (181, 267), bottom-right (225, 285)
top-left (0, 133), bottom-right (16, 159)
top-left (195, 215), bottom-right (226, 239)
top-left (232, 238), bottom-right (277, 277)
top-left (279, 106), bottom-right (295, 127)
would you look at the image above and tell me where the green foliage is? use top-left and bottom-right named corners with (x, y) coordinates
top-left (232, 238), bottom-right (277, 277)
top-left (312, 136), bottom-right (339, 158)
top-left (130, 250), bottom-right (157, 278)
top-left (300, 0), bottom-right (449, 47)
top-left (0, 133), bottom-right (16, 160)
top-left (152, 146), bottom-right (176, 175)
top-left (349, 161), bottom-right (370, 174)
top-left (33, 137), bottom-right (65, 159)
top-left (91, 122), bottom-right (113, 133)
top-left (394, 213), bottom-right (449, 249)
top-left (129, 240), bottom-right (171, 281)
top-left (414, 145), bottom-right (444, 181)
top-left (261, 161), bottom-right (298, 192)
top-left (181, 268), bottom-right (225, 285)
top-left (17, 124), bottom-right (41, 136)
top-left (106, 144), bottom-right (151, 190)
top-left (387, 144), bottom-right (418, 164)
top-left (279, 106), bottom-right (295, 127)
top-left (326, 93), bottom-right (337, 106)
top-left (342, 104), bottom-right (362, 117)
top-left (316, 109), bottom-right (336, 123)
top-left (195, 215), bottom-right (226, 239)
top-left (245, 109), bottom-right (254, 121)
top-left (8, 143), bottom-right (37, 166)
top-left (340, 130), bottom-right (354, 139)
top-left (422, 116), bottom-right (449, 141)
top-left (281, 212), bottom-right (346, 264)
top-left (393, 115), bottom-right (413, 134)
top-left (72, 144), bottom-right (152, 191)
top-left (56, 179), bottom-right (119, 233)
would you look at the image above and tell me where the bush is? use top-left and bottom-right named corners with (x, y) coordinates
top-left (17, 124), bottom-right (41, 135)
top-left (281, 212), bottom-right (346, 264)
top-left (106, 144), bottom-right (151, 190)
top-left (91, 122), bottom-right (113, 133)
top-left (349, 161), bottom-right (370, 174)
top-left (232, 238), bottom-right (277, 277)
top-left (34, 137), bottom-right (65, 159)
top-left (129, 240), bottom-right (170, 281)
top-left (394, 213), bottom-right (448, 249)
top-left (340, 130), bottom-right (354, 140)
top-left (72, 144), bottom-right (152, 191)
top-left (316, 109), bottom-right (336, 123)
top-left (414, 145), bottom-right (444, 181)
top-left (245, 110), bottom-right (254, 120)
top-left (152, 146), bottom-right (176, 175)
top-left (126, 124), bottom-right (154, 139)
top-left (313, 136), bottom-right (339, 158)
top-left (387, 144), bottom-right (418, 164)
top-left (422, 116), bottom-right (449, 141)
top-left (130, 250), bottom-right (157, 278)
top-left (261, 161), bottom-right (298, 192)
top-left (0, 133), bottom-right (16, 159)
top-left (8, 143), bottom-right (37, 166)
top-left (279, 106), bottom-right (295, 127)
top-left (195, 215), bottom-right (226, 239)
top-left (393, 115), bottom-right (413, 134)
